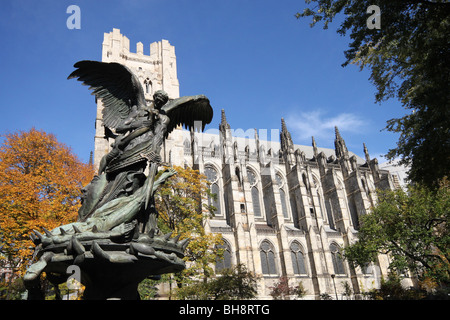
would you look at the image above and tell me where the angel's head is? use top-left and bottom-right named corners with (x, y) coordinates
top-left (153, 90), bottom-right (169, 109)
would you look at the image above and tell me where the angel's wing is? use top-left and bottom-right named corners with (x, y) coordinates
top-left (161, 95), bottom-right (213, 137)
top-left (68, 60), bottom-right (147, 130)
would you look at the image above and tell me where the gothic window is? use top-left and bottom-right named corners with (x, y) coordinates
top-left (325, 198), bottom-right (336, 230)
top-left (361, 178), bottom-right (367, 193)
top-left (235, 166), bottom-right (241, 187)
top-left (302, 173), bottom-right (309, 191)
top-left (362, 263), bottom-right (372, 275)
top-left (247, 168), bottom-right (257, 185)
top-left (215, 240), bottom-right (232, 271)
top-left (260, 240), bottom-right (277, 275)
top-left (205, 166), bottom-right (218, 182)
top-left (290, 193), bottom-right (300, 228)
top-left (276, 173), bottom-right (289, 219)
top-left (349, 197), bottom-right (360, 230)
top-left (251, 187), bottom-right (262, 217)
top-left (290, 241), bottom-right (307, 275)
top-left (247, 168), bottom-right (262, 218)
top-left (183, 138), bottom-right (191, 153)
top-left (313, 176), bottom-right (326, 222)
top-left (223, 183), bottom-right (232, 225)
top-left (204, 166), bottom-right (222, 216)
top-left (279, 189), bottom-right (289, 219)
top-left (210, 183), bottom-right (221, 216)
top-left (144, 78), bottom-right (152, 95)
top-left (330, 243), bottom-right (346, 275)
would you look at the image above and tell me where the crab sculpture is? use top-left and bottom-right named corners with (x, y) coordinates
top-left (24, 167), bottom-right (188, 299)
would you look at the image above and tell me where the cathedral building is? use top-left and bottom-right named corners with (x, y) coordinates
top-left (94, 29), bottom-right (411, 299)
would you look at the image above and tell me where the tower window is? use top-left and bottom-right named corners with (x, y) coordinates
top-left (247, 168), bottom-right (262, 218)
top-left (276, 173), bottom-right (289, 219)
top-left (144, 78), bottom-right (152, 95)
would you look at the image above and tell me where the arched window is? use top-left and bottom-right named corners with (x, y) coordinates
top-left (279, 189), bottom-right (289, 218)
top-left (302, 173), bottom-right (309, 191)
top-left (215, 240), bottom-right (232, 271)
top-left (204, 166), bottom-right (221, 216)
top-left (260, 240), bottom-right (277, 275)
top-left (247, 168), bottom-right (262, 218)
top-left (251, 187), bottom-right (261, 217)
top-left (144, 78), bottom-right (152, 95)
top-left (275, 173), bottom-right (289, 219)
top-left (290, 241), bottom-right (307, 275)
top-left (330, 243), bottom-right (346, 275)
top-left (361, 178), bottom-right (367, 193)
top-left (325, 197), bottom-right (336, 230)
top-left (348, 197), bottom-right (360, 230)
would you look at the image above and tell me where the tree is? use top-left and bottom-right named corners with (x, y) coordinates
top-left (176, 264), bottom-right (259, 300)
top-left (0, 128), bottom-right (94, 282)
top-left (269, 276), bottom-right (307, 300)
top-left (365, 273), bottom-right (425, 300)
top-left (153, 165), bottom-right (223, 292)
top-left (296, 0), bottom-right (450, 187)
top-left (344, 179), bottom-right (450, 289)
top-left (204, 264), bottom-right (259, 300)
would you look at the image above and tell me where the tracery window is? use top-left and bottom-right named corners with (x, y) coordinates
top-left (275, 173), bottom-right (289, 219)
top-left (260, 240), bottom-right (277, 275)
top-left (325, 198), bottom-right (336, 230)
top-left (144, 78), bottom-right (152, 95)
top-left (290, 241), bottom-right (307, 275)
top-left (215, 240), bottom-right (232, 271)
top-left (247, 168), bottom-right (262, 218)
top-left (330, 243), bottom-right (346, 275)
top-left (348, 197), bottom-right (360, 230)
top-left (204, 166), bottom-right (221, 216)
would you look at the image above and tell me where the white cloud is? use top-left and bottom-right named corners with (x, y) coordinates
top-left (285, 110), bottom-right (365, 143)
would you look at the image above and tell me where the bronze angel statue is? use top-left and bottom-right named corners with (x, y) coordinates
top-left (68, 60), bottom-right (213, 176)
top-left (67, 60), bottom-right (213, 224)
top-left (23, 60), bottom-right (213, 299)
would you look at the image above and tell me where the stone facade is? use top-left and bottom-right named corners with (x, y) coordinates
top-left (94, 28), bottom-right (179, 169)
top-left (94, 29), bottom-right (411, 299)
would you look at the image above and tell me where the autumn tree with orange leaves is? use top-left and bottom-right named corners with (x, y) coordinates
top-left (0, 128), bottom-right (94, 280)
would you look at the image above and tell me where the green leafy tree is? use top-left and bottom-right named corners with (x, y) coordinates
top-left (153, 165), bottom-right (223, 295)
top-left (296, 0), bottom-right (450, 187)
top-left (204, 264), bottom-right (259, 300)
top-left (365, 273), bottom-right (425, 300)
top-left (344, 179), bottom-right (450, 288)
top-left (176, 264), bottom-right (259, 300)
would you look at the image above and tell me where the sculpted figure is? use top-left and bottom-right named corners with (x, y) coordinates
top-left (66, 60), bottom-right (213, 224)
top-left (24, 60), bottom-right (213, 299)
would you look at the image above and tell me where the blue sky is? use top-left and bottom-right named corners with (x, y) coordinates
top-left (0, 0), bottom-right (405, 164)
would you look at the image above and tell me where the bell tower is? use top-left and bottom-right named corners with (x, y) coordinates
top-left (93, 28), bottom-right (180, 170)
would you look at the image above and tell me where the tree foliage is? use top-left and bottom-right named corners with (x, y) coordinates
top-left (296, 0), bottom-right (450, 187)
top-left (154, 165), bottom-right (223, 288)
top-left (175, 264), bottom-right (259, 300)
top-left (0, 128), bottom-right (94, 277)
top-left (268, 276), bottom-right (307, 300)
top-left (344, 179), bottom-right (450, 288)
top-left (364, 273), bottom-right (426, 300)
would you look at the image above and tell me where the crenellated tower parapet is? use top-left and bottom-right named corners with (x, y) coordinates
top-left (94, 28), bottom-right (180, 169)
